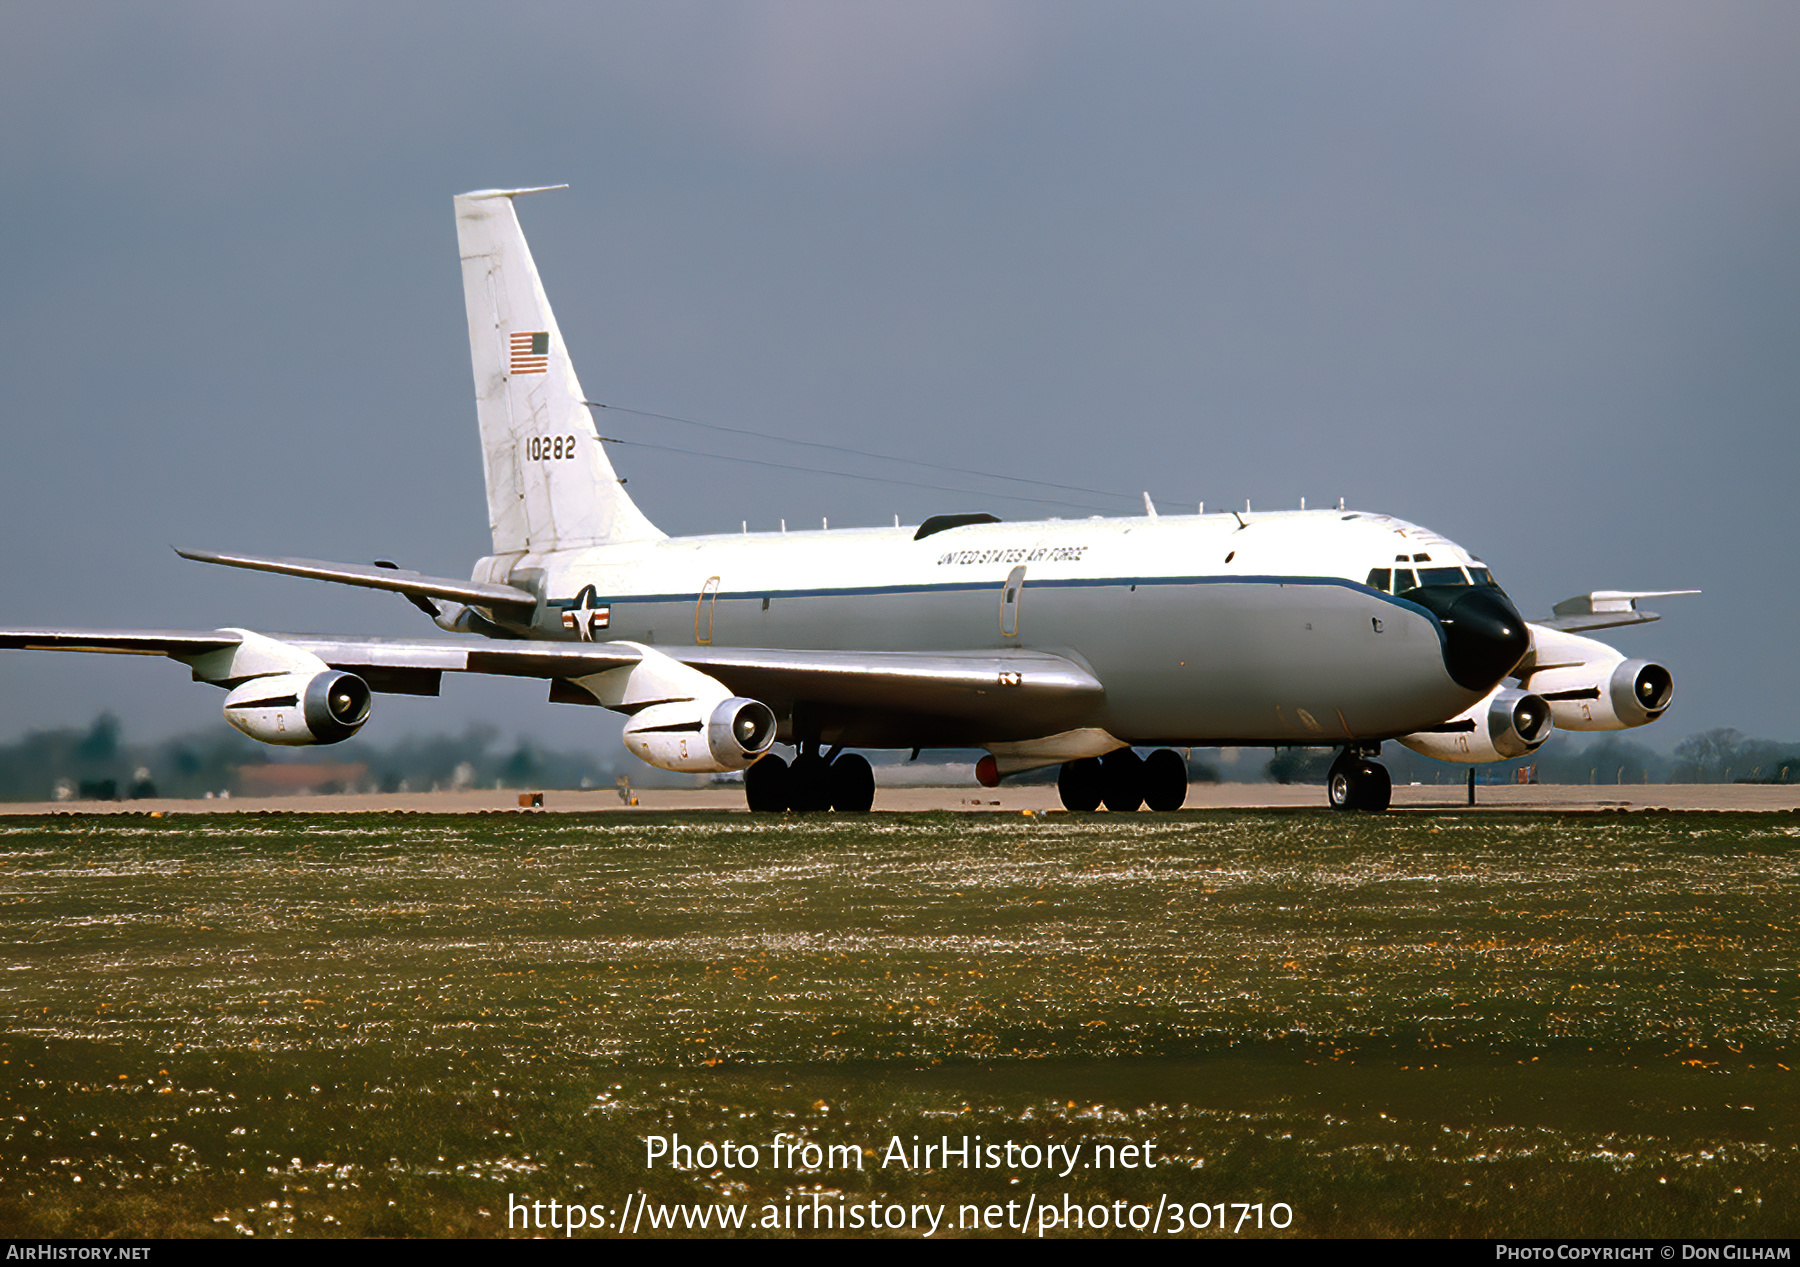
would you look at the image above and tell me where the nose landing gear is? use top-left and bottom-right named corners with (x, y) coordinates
top-left (1327, 748), bottom-right (1391, 812)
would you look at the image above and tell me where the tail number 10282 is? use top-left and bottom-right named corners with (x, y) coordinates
top-left (525, 435), bottom-right (578, 461)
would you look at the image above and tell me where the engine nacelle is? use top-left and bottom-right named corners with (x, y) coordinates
top-left (1527, 656), bottom-right (1673, 731)
top-left (623, 695), bottom-right (777, 773)
top-left (223, 671), bottom-right (372, 746)
top-left (573, 643), bottom-right (779, 773)
top-left (1398, 685), bottom-right (1553, 764)
top-left (1520, 627), bottom-right (1673, 731)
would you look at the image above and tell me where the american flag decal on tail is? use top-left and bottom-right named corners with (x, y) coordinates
top-left (509, 331), bottom-right (549, 375)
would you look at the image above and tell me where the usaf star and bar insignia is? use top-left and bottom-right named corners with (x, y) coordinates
top-left (561, 585), bottom-right (611, 641)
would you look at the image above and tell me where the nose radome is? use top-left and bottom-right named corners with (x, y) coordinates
top-left (1407, 585), bottom-right (1531, 692)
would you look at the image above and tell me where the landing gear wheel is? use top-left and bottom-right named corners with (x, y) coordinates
top-left (1057, 758), bottom-right (1103, 812)
top-left (1101, 748), bottom-right (1146, 812)
top-left (1360, 761), bottom-right (1392, 811)
top-left (1142, 748), bottom-right (1189, 811)
top-left (1327, 765), bottom-right (1356, 810)
top-left (1327, 754), bottom-right (1392, 812)
top-left (744, 753), bottom-right (790, 813)
top-left (787, 752), bottom-right (833, 813)
top-left (827, 753), bottom-right (875, 813)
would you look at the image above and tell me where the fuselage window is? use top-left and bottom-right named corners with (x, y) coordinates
top-left (1365, 568), bottom-right (1392, 593)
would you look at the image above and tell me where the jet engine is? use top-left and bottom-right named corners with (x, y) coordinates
top-left (622, 696), bottom-right (777, 773)
top-left (223, 670), bottom-right (372, 746)
top-left (575, 643), bottom-right (779, 773)
top-left (1519, 628), bottom-right (1673, 730)
top-left (1398, 685), bottom-right (1553, 764)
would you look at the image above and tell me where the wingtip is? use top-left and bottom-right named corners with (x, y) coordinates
top-left (455, 184), bottom-right (570, 201)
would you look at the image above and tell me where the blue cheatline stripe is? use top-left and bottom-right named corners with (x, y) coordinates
top-left (550, 573), bottom-right (1435, 617)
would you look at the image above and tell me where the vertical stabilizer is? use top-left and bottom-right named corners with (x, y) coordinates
top-left (455, 188), bottom-right (663, 554)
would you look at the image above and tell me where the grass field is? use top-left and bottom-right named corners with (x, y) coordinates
top-left (0, 809), bottom-right (1795, 1238)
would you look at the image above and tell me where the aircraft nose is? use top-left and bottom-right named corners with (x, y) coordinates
top-left (1406, 585), bottom-right (1530, 692)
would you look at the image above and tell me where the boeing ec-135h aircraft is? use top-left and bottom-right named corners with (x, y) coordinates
top-left (0, 188), bottom-right (1693, 813)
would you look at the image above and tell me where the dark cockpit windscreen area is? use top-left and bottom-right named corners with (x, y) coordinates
top-left (1364, 555), bottom-right (1503, 597)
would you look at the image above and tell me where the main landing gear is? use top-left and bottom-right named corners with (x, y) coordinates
top-left (1054, 746), bottom-right (1393, 812)
top-left (1057, 748), bottom-right (1190, 812)
top-left (745, 746), bottom-right (875, 813)
top-left (1326, 748), bottom-right (1391, 812)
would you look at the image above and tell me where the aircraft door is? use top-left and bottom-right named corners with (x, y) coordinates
top-left (999, 565), bottom-right (1026, 638)
top-left (696, 576), bottom-right (720, 645)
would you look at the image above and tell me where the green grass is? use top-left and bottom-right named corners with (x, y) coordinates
top-left (0, 809), bottom-right (1796, 1237)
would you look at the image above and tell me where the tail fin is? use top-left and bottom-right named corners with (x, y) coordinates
top-left (455, 187), bottom-right (663, 554)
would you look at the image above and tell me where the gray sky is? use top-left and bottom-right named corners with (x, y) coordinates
top-left (2, 2), bottom-right (1795, 755)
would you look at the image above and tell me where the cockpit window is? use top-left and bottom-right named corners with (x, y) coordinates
top-left (1372, 559), bottom-right (1509, 596)
top-left (1377, 560), bottom-right (1509, 598)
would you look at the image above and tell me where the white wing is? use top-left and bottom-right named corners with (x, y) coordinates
top-left (0, 627), bottom-right (1102, 737)
top-left (1536, 589), bottom-right (1700, 633)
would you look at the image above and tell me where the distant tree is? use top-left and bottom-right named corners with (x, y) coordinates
top-left (1725, 736), bottom-right (1800, 783)
top-left (502, 743), bottom-right (540, 787)
top-left (170, 744), bottom-right (203, 778)
top-left (1568, 733), bottom-right (1662, 785)
top-left (75, 712), bottom-right (120, 763)
top-left (1673, 728), bottom-right (1746, 783)
top-left (1185, 754), bottom-right (1220, 784)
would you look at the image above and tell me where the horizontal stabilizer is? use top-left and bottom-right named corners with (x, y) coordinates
top-left (1538, 589), bottom-right (1699, 633)
top-left (457, 185), bottom-right (569, 201)
top-left (175, 548), bottom-right (538, 611)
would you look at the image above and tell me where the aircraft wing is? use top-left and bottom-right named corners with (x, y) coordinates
top-left (1536, 589), bottom-right (1700, 633)
top-left (0, 629), bottom-right (242, 656)
top-left (0, 628), bottom-right (1103, 720)
top-left (676, 645), bottom-right (1101, 716)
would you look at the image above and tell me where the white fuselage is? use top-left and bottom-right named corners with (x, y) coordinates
top-left (474, 508), bottom-right (1497, 750)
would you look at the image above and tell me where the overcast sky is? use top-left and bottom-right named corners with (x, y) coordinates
top-left (1, 2), bottom-right (1795, 757)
